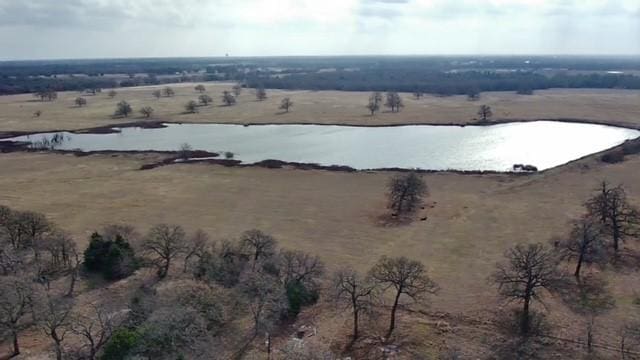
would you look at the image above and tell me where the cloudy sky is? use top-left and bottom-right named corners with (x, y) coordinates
top-left (0, 0), bottom-right (638, 60)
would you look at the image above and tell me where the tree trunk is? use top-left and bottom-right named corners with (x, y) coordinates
top-left (11, 330), bottom-right (19, 357)
top-left (161, 258), bottom-right (170, 278)
top-left (353, 308), bottom-right (359, 340)
top-left (521, 296), bottom-right (531, 335)
top-left (386, 290), bottom-right (402, 340)
top-left (66, 267), bottom-right (77, 297)
top-left (612, 219), bottom-right (620, 252)
top-left (574, 251), bottom-right (584, 279)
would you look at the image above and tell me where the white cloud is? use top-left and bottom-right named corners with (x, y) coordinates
top-left (0, 0), bottom-right (638, 59)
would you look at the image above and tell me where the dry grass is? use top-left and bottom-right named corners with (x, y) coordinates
top-left (1, 86), bottom-right (640, 358)
top-left (1, 84), bottom-right (639, 133)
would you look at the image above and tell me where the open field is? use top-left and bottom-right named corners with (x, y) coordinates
top-left (0, 83), bottom-right (639, 134)
top-left (1, 85), bottom-right (640, 358)
top-left (1, 149), bottom-right (639, 335)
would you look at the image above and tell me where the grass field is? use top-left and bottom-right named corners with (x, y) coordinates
top-left (1, 85), bottom-right (640, 358)
top-left (1, 83), bottom-right (639, 134)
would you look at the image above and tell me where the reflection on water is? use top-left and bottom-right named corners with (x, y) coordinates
top-left (4, 121), bottom-right (639, 172)
top-left (29, 132), bottom-right (68, 150)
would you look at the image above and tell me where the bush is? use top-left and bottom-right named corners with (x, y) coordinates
top-left (601, 149), bottom-right (625, 163)
top-left (285, 281), bottom-right (319, 317)
top-left (101, 328), bottom-right (142, 360)
top-left (84, 232), bottom-right (137, 280)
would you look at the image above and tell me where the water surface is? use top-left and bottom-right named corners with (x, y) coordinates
top-left (4, 121), bottom-right (639, 172)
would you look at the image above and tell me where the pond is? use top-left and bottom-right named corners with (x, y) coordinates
top-left (3, 121), bottom-right (639, 172)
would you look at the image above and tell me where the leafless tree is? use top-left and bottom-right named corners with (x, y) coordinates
top-left (279, 97), bottom-right (293, 113)
top-left (39, 295), bottom-right (73, 360)
top-left (140, 106), bottom-right (154, 118)
top-left (178, 142), bottom-right (193, 160)
top-left (369, 256), bottom-right (438, 339)
top-left (163, 87), bottom-right (175, 97)
top-left (477, 105), bottom-right (493, 123)
top-left (74, 97), bottom-right (87, 107)
top-left (585, 181), bottom-right (639, 253)
top-left (114, 101), bottom-right (133, 117)
top-left (491, 243), bottom-right (565, 335)
top-left (256, 86), bottom-right (267, 101)
top-left (142, 224), bottom-right (187, 278)
top-left (384, 92), bottom-right (403, 113)
top-left (152, 89), bottom-right (162, 99)
top-left (195, 84), bottom-right (206, 93)
top-left (238, 270), bottom-right (287, 336)
top-left (185, 100), bottom-right (199, 113)
top-left (34, 90), bottom-right (58, 102)
top-left (222, 91), bottom-right (236, 106)
top-left (17, 211), bottom-right (51, 262)
top-left (107, 90), bottom-right (117, 98)
top-left (184, 229), bottom-right (210, 273)
top-left (387, 172), bottom-right (428, 215)
top-left (561, 275), bottom-right (615, 354)
top-left (240, 229), bottom-right (277, 269)
top-left (366, 95), bottom-right (380, 116)
top-left (555, 215), bottom-right (606, 279)
top-left (278, 249), bottom-right (325, 287)
top-left (332, 268), bottom-right (378, 341)
top-left (70, 304), bottom-right (116, 360)
top-left (232, 83), bottom-right (243, 96)
top-left (0, 276), bottom-right (35, 357)
top-left (198, 94), bottom-right (213, 106)
top-left (0, 243), bottom-right (24, 275)
top-left (413, 91), bottom-right (424, 99)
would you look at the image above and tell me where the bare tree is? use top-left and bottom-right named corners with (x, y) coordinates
top-left (278, 249), bottom-right (325, 287)
top-left (332, 268), bottom-right (378, 341)
top-left (184, 229), bottom-right (210, 273)
top-left (467, 89), bottom-right (480, 101)
top-left (387, 172), bottom-right (428, 215)
top-left (70, 304), bottom-right (116, 360)
top-left (240, 229), bottom-right (277, 269)
top-left (366, 96), bottom-right (380, 116)
top-left (0, 276), bottom-right (35, 357)
top-left (491, 243), bottom-right (565, 335)
top-left (232, 83), bottom-right (243, 96)
top-left (556, 215), bottom-right (606, 279)
top-left (198, 94), bottom-right (213, 106)
top-left (413, 91), bottom-right (424, 99)
top-left (107, 90), bottom-right (117, 98)
top-left (238, 270), bottom-right (287, 336)
top-left (18, 211), bottom-right (51, 262)
top-left (74, 97), bottom-right (87, 107)
top-left (163, 87), bottom-right (175, 97)
top-left (142, 224), bottom-right (186, 278)
top-left (139, 106), bottom-right (154, 118)
top-left (477, 105), bottom-right (493, 123)
top-left (178, 142), bottom-right (192, 160)
top-left (279, 97), bottom-right (293, 113)
top-left (256, 86), bottom-right (267, 101)
top-left (221, 91), bottom-right (236, 106)
top-left (35, 90), bottom-right (58, 102)
top-left (39, 296), bottom-right (73, 360)
top-left (114, 101), bottom-right (133, 117)
top-left (384, 92), bottom-right (403, 113)
top-left (195, 84), bottom-right (206, 93)
top-left (152, 89), bottom-right (162, 99)
top-left (185, 100), bottom-right (199, 114)
top-left (585, 182), bottom-right (639, 253)
top-left (369, 256), bottom-right (438, 339)
top-left (561, 275), bottom-right (615, 354)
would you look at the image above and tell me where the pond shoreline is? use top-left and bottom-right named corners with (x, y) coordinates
top-left (1, 118), bottom-right (638, 176)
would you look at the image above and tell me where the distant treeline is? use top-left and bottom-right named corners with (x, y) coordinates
top-left (1, 55), bottom-right (639, 95)
top-left (245, 70), bottom-right (640, 95)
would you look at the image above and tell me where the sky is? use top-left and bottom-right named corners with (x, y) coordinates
top-left (0, 0), bottom-right (639, 60)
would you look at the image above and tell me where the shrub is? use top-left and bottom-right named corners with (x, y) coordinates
top-left (100, 328), bottom-right (142, 360)
top-left (601, 149), bottom-right (625, 163)
top-left (84, 232), bottom-right (137, 280)
top-left (285, 281), bottom-right (319, 317)
top-left (224, 151), bottom-right (234, 159)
